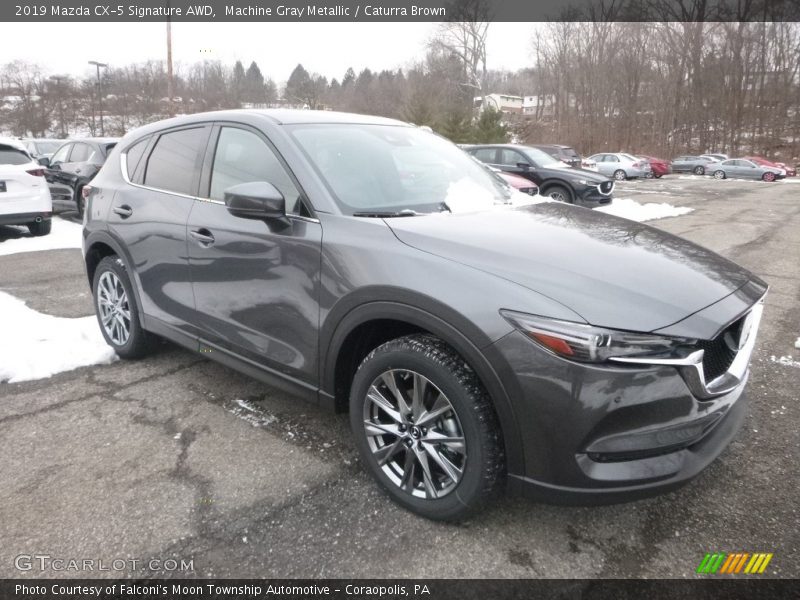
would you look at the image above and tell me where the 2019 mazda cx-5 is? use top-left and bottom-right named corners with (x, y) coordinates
top-left (83, 110), bottom-right (767, 521)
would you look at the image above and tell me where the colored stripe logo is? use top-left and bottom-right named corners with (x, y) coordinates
top-left (697, 552), bottom-right (773, 574)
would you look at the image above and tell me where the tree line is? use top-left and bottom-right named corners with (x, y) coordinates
top-left (1, 21), bottom-right (798, 161)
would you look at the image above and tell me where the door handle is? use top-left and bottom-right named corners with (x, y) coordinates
top-left (113, 205), bottom-right (133, 218)
top-left (190, 228), bottom-right (215, 246)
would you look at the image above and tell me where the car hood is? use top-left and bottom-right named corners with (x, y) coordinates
top-left (387, 203), bottom-right (758, 333)
top-left (537, 165), bottom-right (610, 183)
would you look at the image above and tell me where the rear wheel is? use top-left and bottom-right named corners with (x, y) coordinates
top-left (92, 256), bottom-right (155, 359)
top-left (545, 185), bottom-right (573, 204)
top-left (27, 219), bottom-right (51, 237)
top-left (762, 172), bottom-right (776, 182)
top-left (613, 169), bottom-right (627, 181)
top-left (350, 334), bottom-right (504, 521)
top-left (713, 170), bottom-right (726, 180)
top-left (693, 166), bottom-right (705, 175)
top-left (654, 173), bottom-right (663, 178)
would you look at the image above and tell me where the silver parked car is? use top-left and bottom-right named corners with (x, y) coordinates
top-left (708, 158), bottom-right (785, 182)
top-left (588, 152), bottom-right (651, 180)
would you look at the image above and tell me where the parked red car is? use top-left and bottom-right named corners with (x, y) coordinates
top-left (497, 170), bottom-right (539, 195)
top-left (745, 156), bottom-right (796, 177)
top-left (638, 155), bottom-right (671, 178)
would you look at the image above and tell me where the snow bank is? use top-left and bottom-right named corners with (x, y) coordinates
top-left (770, 355), bottom-right (800, 369)
top-left (596, 198), bottom-right (694, 222)
top-left (0, 291), bottom-right (117, 383)
top-left (0, 217), bottom-right (82, 257)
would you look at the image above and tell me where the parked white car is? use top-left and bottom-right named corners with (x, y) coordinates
top-left (587, 152), bottom-right (652, 180)
top-left (0, 137), bottom-right (52, 236)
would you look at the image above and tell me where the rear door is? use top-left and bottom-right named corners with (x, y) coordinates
top-left (186, 123), bottom-right (323, 386)
top-left (109, 125), bottom-right (211, 333)
top-left (44, 143), bottom-right (74, 200)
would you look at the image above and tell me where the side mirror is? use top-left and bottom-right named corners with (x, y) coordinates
top-left (38, 157), bottom-right (50, 167)
top-left (224, 181), bottom-right (288, 224)
top-left (517, 162), bottom-right (532, 170)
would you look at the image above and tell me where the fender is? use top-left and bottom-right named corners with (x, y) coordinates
top-left (83, 229), bottom-right (147, 325)
top-left (321, 288), bottom-right (525, 475)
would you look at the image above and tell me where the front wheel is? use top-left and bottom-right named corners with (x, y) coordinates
top-left (713, 170), bottom-right (726, 180)
top-left (545, 185), bottom-right (573, 204)
top-left (762, 172), bottom-right (776, 182)
top-left (92, 255), bottom-right (155, 359)
top-left (350, 335), bottom-right (504, 521)
top-left (693, 166), bottom-right (705, 175)
top-left (613, 169), bottom-right (627, 181)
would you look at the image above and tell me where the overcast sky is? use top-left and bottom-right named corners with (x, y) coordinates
top-left (1, 22), bottom-right (537, 83)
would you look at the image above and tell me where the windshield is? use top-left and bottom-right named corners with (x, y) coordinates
top-left (290, 124), bottom-right (514, 215)
top-left (36, 141), bottom-right (62, 154)
top-left (519, 146), bottom-right (564, 168)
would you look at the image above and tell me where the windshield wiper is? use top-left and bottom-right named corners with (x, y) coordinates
top-left (352, 209), bottom-right (420, 218)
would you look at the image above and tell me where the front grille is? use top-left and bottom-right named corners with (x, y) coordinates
top-left (599, 181), bottom-right (614, 195)
top-left (698, 316), bottom-right (744, 383)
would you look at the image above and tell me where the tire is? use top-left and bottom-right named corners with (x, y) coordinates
top-left (349, 334), bottom-right (504, 521)
top-left (762, 172), bottom-right (776, 182)
top-left (693, 166), bottom-right (705, 175)
top-left (654, 173), bottom-right (663, 179)
top-left (713, 170), bottom-right (726, 180)
top-left (27, 219), bottom-right (51, 237)
top-left (645, 171), bottom-right (654, 179)
top-left (613, 169), bottom-right (627, 181)
top-left (544, 184), bottom-right (573, 204)
top-left (92, 255), bottom-right (155, 359)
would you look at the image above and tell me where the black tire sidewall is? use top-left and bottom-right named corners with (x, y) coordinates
top-left (546, 185), bottom-right (572, 204)
top-left (92, 256), bottom-right (148, 358)
top-left (28, 220), bottom-right (51, 236)
top-left (349, 343), bottom-right (493, 520)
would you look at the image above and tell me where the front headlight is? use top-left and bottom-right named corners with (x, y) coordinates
top-left (572, 178), bottom-right (589, 185)
top-left (500, 310), bottom-right (696, 363)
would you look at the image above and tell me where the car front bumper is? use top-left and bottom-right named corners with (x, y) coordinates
top-left (576, 182), bottom-right (614, 207)
top-left (492, 329), bottom-right (751, 504)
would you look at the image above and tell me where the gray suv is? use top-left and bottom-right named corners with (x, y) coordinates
top-left (83, 110), bottom-right (767, 520)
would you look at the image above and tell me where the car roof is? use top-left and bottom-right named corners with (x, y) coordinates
top-left (0, 137), bottom-right (28, 151)
top-left (71, 137), bottom-right (119, 144)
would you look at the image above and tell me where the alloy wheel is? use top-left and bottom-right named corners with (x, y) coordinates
top-left (694, 166), bottom-right (705, 175)
top-left (363, 369), bottom-right (467, 500)
top-left (714, 170), bottom-right (725, 179)
top-left (613, 170), bottom-right (627, 181)
top-left (763, 172), bottom-right (775, 182)
top-left (549, 190), bottom-right (567, 202)
top-left (97, 271), bottom-right (131, 346)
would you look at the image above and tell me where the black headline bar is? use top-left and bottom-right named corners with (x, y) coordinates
top-left (2, 0), bottom-right (800, 22)
top-left (1, 579), bottom-right (799, 600)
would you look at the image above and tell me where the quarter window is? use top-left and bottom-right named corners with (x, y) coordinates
top-left (144, 127), bottom-right (206, 196)
top-left (70, 143), bottom-right (91, 162)
top-left (210, 127), bottom-right (303, 214)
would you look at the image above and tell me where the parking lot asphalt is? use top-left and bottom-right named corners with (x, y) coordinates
top-left (0, 178), bottom-right (798, 579)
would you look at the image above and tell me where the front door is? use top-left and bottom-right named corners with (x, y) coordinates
top-left (187, 124), bottom-right (322, 386)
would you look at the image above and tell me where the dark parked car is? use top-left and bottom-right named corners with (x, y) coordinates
top-left (83, 110), bottom-right (767, 520)
top-left (465, 144), bottom-right (613, 206)
top-left (44, 137), bottom-right (118, 217)
top-left (530, 144), bottom-right (582, 169)
top-left (671, 155), bottom-right (715, 175)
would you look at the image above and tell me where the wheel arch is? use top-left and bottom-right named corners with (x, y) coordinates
top-left (321, 292), bottom-right (524, 475)
top-left (540, 179), bottom-right (575, 201)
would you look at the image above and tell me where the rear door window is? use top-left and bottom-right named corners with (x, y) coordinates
top-left (144, 127), bottom-right (207, 196)
top-left (0, 146), bottom-right (31, 165)
top-left (50, 144), bottom-right (71, 165)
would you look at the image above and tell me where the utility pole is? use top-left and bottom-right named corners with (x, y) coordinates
top-left (88, 60), bottom-right (108, 136)
top-left (167, 0), bottom-right (175, 116)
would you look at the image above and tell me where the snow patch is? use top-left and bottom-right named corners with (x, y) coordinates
top-left (596, 198), bottom-right (694, 222)
top-left (770, 355), bottom-right (800, 369)
top-left (0, 217), bottom-right (82, 256)
top-left (0, 291), bottom-right (117, 383)
top-left (226, 397), bottom-right (277, 427)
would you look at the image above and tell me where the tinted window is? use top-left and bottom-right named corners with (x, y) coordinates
top-left (144, 128), bottom-right (205, 195)
top-left (70, 143), bottom-right (91, 162)
top-left (210, 127), bottom-right (302, 214)
top-left (50, 144), bottom-right (71, 164)
top-left (124, 137), bottom-right (149, 180)
top-left (472, 148), bottom-right (496, 163)
top-left (499, 149), bottom-right (526, 166)
top-left (0, 146), bottom-right (30, 165)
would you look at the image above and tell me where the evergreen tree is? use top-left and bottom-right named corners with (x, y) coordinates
top-left (473, 107), bottom-right (508, 143)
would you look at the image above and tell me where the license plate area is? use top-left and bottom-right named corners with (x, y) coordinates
top-left (0, 181), bottom-right (6, 192)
